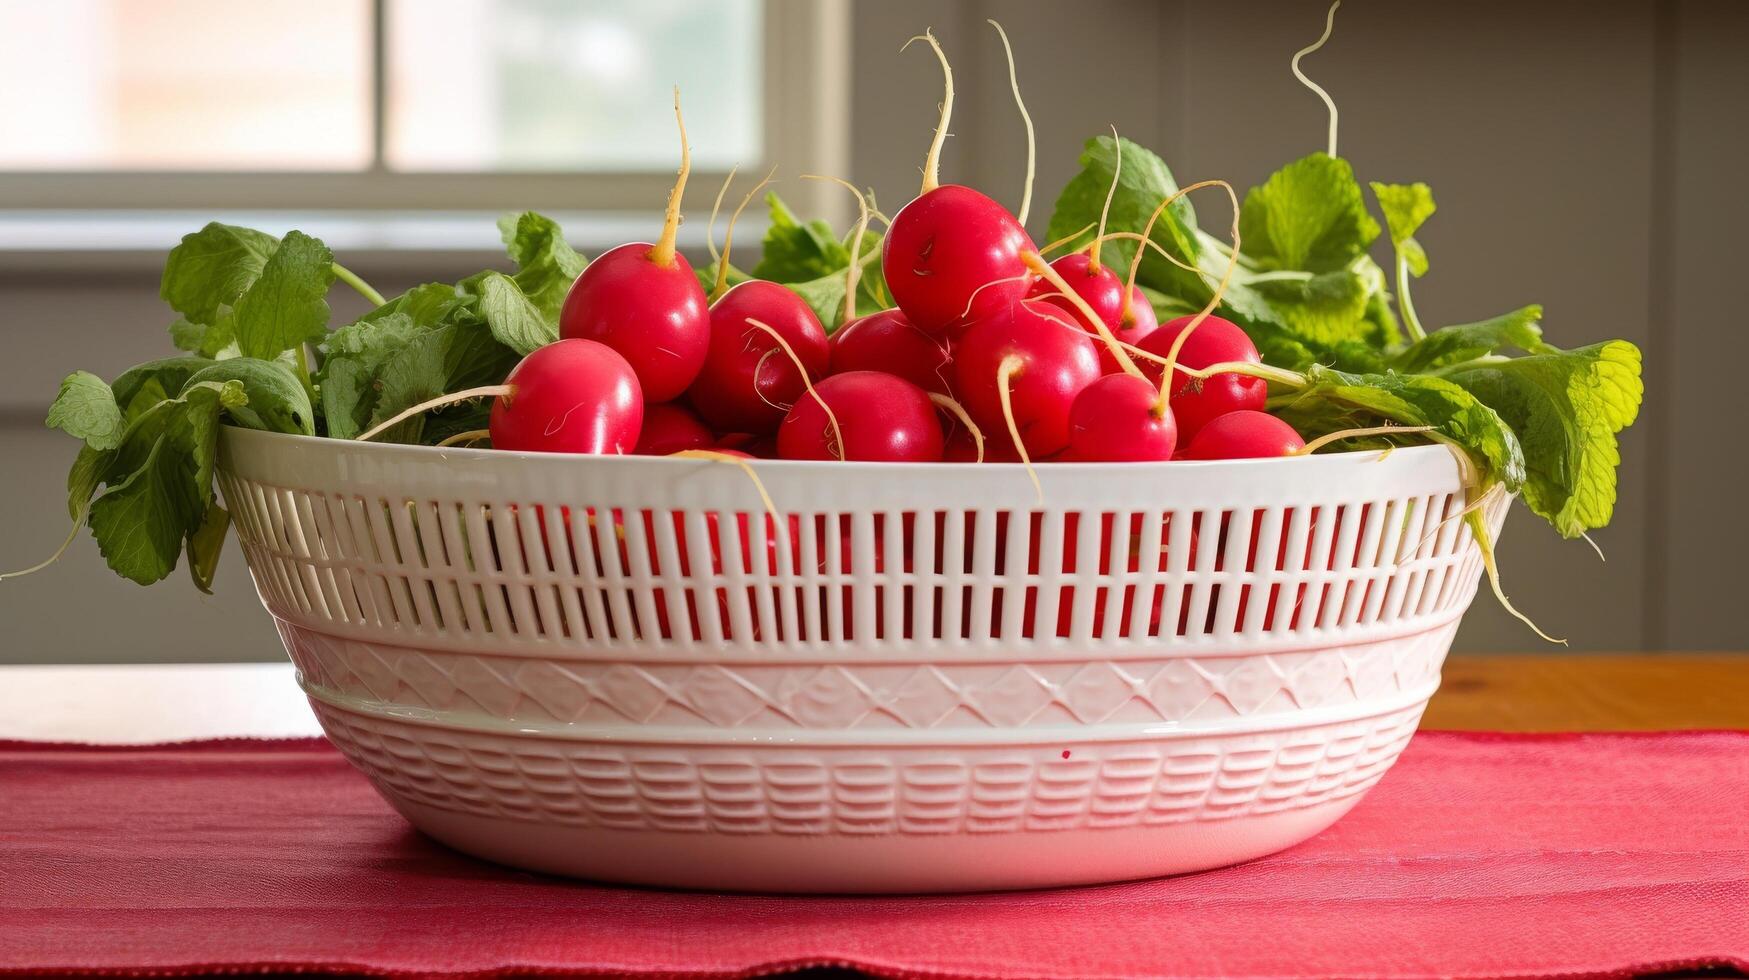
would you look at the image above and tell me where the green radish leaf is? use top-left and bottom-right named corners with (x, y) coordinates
top-left (474, 271), bottom-right (555, 355)
top-left (1240, 153), bottom-right (1380, 273)
top-left (182, 357), bottom-right (314, 435)
top-left (160, 223), bottom-right (280, 325)
top-left (353, 281), bottom-right (471, 330)
top-left (1277, 366), bottom-right (1526, 491)
top-left (366, 322), bottom-right (519, 444)
top-left (46, 371), bottom-right (126, 451)
top-left (1443, 340), bottom-right (1643, 537)
top-left (1045, 135), bottom-right (1207, 303)
top-left (498, 211), bottom-right (586, 323)
top-left (85, 380), bottom-right (244, 585)
top-left (232, 230), bottom-right (336, 359)
top-left (186, 502), bottom-right (231, 594)
top-left (1250, 269), bottom-right (1373, 346)
top-left (168, 314), bottom-right (235, 357)
top-left (1390, 306), bottom-right (1549, 374)
top-left (1371, 181), bottom-right (1436, 277)
top-left (110, 357), bottom-right (214, 419)
top-left (68, 444), bottom-right (111, 522)
top-left (318, 312), bottom-right (429, 439)
top-left (753, 192), bottom-right (851, 283)
top-left (785, 274), bottom-right (851, 333)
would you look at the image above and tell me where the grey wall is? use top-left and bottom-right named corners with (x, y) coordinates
top-left (0, 0), bottom-right (1743, 662)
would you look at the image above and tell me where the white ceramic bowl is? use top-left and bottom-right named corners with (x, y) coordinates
top-left (217, 427), bottom-right (1504, 893)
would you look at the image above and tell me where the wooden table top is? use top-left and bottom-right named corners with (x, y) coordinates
top-left (1, 656), bottom-right (1745, 742)
top-left (1424, 654), bottom-right (1749, 731)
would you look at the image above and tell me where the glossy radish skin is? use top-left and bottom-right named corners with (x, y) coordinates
top-left (716, 432), bottom-right (778, 459)
top-left (882, 185), bottom-right (1036, 334)
top-left (1177, 410), bottom-right (1306, 460)
top-left (954, 299), bottom-right (1100, 458)
top-left (489, 339), bottom-right (643, 454)
top-left (559, 242), bottom-right (709, 402)
top-left (1064, 373), bottom-right (1177, 462)
top-left (688, 280), bottom-right (828, 433)
top-left (1137, 315), bottom-right (1266, 443)
top-left (777, 371), bottom-right (944, 462)
top-left (829, 309), bottom-right (955, 396)
top-left (1029, 253), bottom-right (1159, 374)
top-left (634, 402), bottom-right (714, 456)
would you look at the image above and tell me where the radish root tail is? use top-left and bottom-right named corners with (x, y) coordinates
top-left (0, 518), bottom-right (82, 582)
top-left (745, 317), bottom-right (842, 461)
top-left (805, 174), bottom-right (872, 325)
top-left (435, 428), bottom-right (492, 448)
top-left (1090, 124), bottom-right (1121, 273)
top-left (1147, 180), bottom-right (1243, 401)
top-left (1292, 0), bottom-right (1343, 158)
top-left (1040, 221), bottom-right (1095, 258)
top-left (1297, 424), bottom-right (1433, 455)
top-left (714, 165), bottom-right (777, 301)
top-left (929, 392), bottom-right (983, 463)
top-left (356, 385), bottom-right (512, 442)
top-left (650, 87), bottom-right (691, 269)
top-left (996, 354), bottom-right (1043, 504)
top-left (705, 164), bottom-right (739, 267)
top-left (986, 19), bottom-right (1035, 225)
top-left (671, 449), bottom-right (781, 527)
top-left (1467, 508), bottom-right (1566, 645)
top-left (903, 30), bottom-right (954, 195)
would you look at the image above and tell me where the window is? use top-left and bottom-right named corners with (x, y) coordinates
top-left (0, 0), bottom-right (846, 214)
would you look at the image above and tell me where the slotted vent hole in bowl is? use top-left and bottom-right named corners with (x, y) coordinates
top-left (218, 472), bottom-right (1486, 650)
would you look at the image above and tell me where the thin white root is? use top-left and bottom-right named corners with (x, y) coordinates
top-left (1467, 509), bottom-right (1566, 645)
top-left (0, 519), bottom-right (82, 582)
top-left (996, 354), bottom-right (1043, 504)
top-left (1090, 124), bottom-right (1121, 273)
top-left (746, 317), bottom-right (842, 461)
top-left (1581, 531), bottom-right (1607, 563)
top-left (1091, 230), bottom-right (1202, 277)
top-left (671, 449), bottom-right (781, 527)
top-left (356, 385), bottom-right (512, 442)
top-left (705, 164), bottom-right (739, 266)
top-left (1023, 251), bottom-right (1144, 379)
top-left (715, 165), bottom-right (777, 300)
top-left (436, 428), bottom-right (492, 448)
top-left (958, 272), bottom-right (1035, 323)
top-left (903, 30), bottom-right (954, 195)
top-left (1292, 0), bottom-right (1343, 158)
top-left (1039, 221), bottom-right (1095, 258)
top-left (929, 392), bottom-right (983, 463)
top-left (1142, 181), bottom-right (1243, 397)
top-left (1297, 424), bottom-right (1434, 455)
top-left (987, 20), bottom-right (1035, 226)
top-left (650, 86), bottom-right (691, 269)
top-left (804, 174), bottom-right (871, 324)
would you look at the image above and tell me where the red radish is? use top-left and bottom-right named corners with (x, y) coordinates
top-left (880, 32), bottom-right (1037, 335)
top-left (1063, 373), bottom-right (1177, 462)
top-left (634, 402), bottom-right (713, 456)
top-left (1029, 253), bottom-right (1158, 374)
top-left (954, 299), bottom-right (1100, 460)
top-left (1137, 314), bottom-right (1267, 442)
top-left (884, 185), bottom-right (1037, 334)
top-left (777, 371), bottom-right (944, 462)
top-left (688, 280), bottom-right (828, 433)
top-left (1177, 410), bottom-right (1306, 460)
top-left (558, 94), bottom-right (709, 401)
top-left (487, 339), bottom-right (643, 454)
top-left (829, 309), bottom-right (954, 396)
top-left (944, 426), bottom-right (1018, 462)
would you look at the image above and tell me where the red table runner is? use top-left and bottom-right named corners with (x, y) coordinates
top-left (3, 731), bottom-right (1747, 980)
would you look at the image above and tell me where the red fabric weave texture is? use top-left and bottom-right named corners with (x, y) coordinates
top-left (3, 731), bottom-right (1746, 980)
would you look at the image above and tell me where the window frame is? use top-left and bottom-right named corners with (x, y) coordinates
top-left (0, 0), bottom-right (850, 221)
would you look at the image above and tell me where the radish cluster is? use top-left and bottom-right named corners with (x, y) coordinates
top-left (382, 36), bottom-right (1306, 470)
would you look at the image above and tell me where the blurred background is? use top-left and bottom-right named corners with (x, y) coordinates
top-left (0, 0), bottom-right (1742, 662)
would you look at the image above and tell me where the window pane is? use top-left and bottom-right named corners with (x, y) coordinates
top-left (0, 0), bottom-right (372, 171)
top-left (386, 0), bottom-right (761, 172)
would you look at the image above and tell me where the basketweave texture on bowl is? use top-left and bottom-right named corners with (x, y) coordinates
top-left (218, 426), bottom-right (1505, 892)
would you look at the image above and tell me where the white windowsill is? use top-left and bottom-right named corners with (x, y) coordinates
top-left (0, 209), bottom-right (764, 274)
